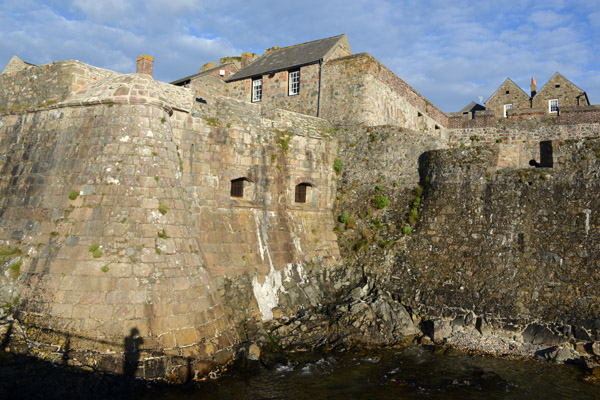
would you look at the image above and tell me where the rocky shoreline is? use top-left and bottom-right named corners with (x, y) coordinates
top-left (256, 281), bottom-right (600, 386)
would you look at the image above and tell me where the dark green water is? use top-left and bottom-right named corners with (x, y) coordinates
top-left (151, 346), bottom-right (599, 400)
top-left (2, 346), bottom-right (599, 399)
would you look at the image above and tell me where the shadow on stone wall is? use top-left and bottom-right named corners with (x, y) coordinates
top-left (123, 328), bottom-right (143, 378)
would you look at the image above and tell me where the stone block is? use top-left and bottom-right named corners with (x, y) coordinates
top-left (174, 328), bottom-right (198, 346)
top-left (90, 304), bottom-right (114, 319)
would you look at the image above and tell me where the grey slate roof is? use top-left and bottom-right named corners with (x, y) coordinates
top-left (458, 101), bottom-right (485, 113)
top-left (170, 63), bottom-right (236, 86)
top-left (226, 34), bottom-right (346, 82)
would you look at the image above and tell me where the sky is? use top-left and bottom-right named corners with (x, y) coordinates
top-left (1, 0), bottom-right (598, 112)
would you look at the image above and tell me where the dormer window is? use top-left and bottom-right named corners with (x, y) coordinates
top-left (503, 104), bottom-right (513, 118)
top-left (289, 69), bottom-right (300, 95)
top-left (549, 99), bottom-right (559, 113)
top-left (252, 78), bottom-right (262, 102)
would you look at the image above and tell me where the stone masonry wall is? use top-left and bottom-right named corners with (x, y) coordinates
top-left (170, 96), bottom-right (340, 334)
top-left (226, 63), bottom-right (321, 117)
top-left (0, 61), bottom-right (117, 112)
top-left (448, 106), bottom-right (600, 130)
top-left (448, 119), bottom-right (600, 157)
top-left (333, 125), bottom-right (446, 259)
top-left (320, 53), bottom-right (447, 131)
top-left (394, 139), bottom-right (600, 341)
top-left (0, 64), bottom-right (237, 380)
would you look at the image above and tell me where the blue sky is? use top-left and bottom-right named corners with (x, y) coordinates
top-left (1, 0), bottom-right (598, 112)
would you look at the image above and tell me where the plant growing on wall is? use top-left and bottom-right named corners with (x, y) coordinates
top-left (276, 130), bottom-right (293, 153)
top-left (158, 203), bottom-right (168, 215)
top-left (338, 212), bottom-right (349, 223)
top-left (333, 158), bottom-right (343, 174)
top-left (374, 195), bottom-right (389, 209)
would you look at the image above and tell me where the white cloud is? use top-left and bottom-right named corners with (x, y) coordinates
top-left (529, 10), bottom-right (568, 28)
top-left (0, 0), bottom-right (598, 111)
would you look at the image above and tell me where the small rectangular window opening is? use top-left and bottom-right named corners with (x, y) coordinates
top-left (505, 90), bottom-right (510, 94)
top-left (289, 69), bottom-right (300, 95)
top-left (295, 183), bottom-right (309, 203)
top-left (555, 84), bottom-right (560, 88)
top-left (231, 178), bottom-right (245, 197)
top-left (252, 78), bottom-right (262, 102)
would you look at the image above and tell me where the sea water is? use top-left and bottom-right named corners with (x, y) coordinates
top-left (2, 346), bottom-right (599, 399)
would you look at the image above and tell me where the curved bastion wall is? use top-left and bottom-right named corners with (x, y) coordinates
top-left (0, 60), bottom-right (340, 379)
top-left (0, 66), bottom-right (237, 379)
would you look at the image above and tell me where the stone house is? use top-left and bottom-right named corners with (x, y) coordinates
top-left (224, 34), bottom-right (352, 117)
top-left (530, 72), bottom-right (590, 112)
top-left (172, 34), bottom-right (447, 133)
top-left (485, 78), bottom-right (532, 118)
top-left (484, 73), bottom-right (590, 118)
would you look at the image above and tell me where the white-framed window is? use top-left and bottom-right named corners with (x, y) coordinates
top-left (503, 104), bottom-right (513, 118)
top-left (289, 69), bottom-right (300, 95)
top-left (549, 99), bottom-right (559, 113)
top-left (252, 78), bottom-right (262, 102)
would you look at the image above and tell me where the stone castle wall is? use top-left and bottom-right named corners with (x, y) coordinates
top-left (0, 61), bottom-right (118, 112)
top-left (0, 65), bottom-right (240, 379)
top-left (395, 139), bottom-right (600, 340)
top-left (320, 53), bottom-right (447, 132)
top-left (170, 96), bottom-right (339, 330)
top-left (0, 60), bottom-right (340, 379)
top-left (448, 117), bottom-right (600, 167)
top-left (448, 105), bottom-right (600, 130)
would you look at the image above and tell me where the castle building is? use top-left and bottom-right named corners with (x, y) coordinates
top-left (0, 33), bottom-right (599, 381)
top-left (453, 72), bottom-right (591, 121)
top-left (172, 34), bottom-right (448, 132)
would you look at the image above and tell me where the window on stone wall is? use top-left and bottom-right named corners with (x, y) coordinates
top-left (549, 99), bottom-right (559, 113)
top-left (252, 78), bottom-right (262, 102)
top-left (295, 183), bottom-right (312, 203)
top-left (289, 69), bottom-right (300, 95)
top-left (231, 178), bottom-right (245, 197)
top-left (503, 104), bottom-right (513, 118)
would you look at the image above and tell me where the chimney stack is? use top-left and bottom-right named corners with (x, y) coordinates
top-left (136, 55), bottom-right (154, 76)
top-left (241, 52), bottom-right (259, 67)
top-left (531, 77), bottom-right (537, 98)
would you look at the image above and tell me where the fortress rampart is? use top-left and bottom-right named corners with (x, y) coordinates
top-left (0, 61), bottom-right (338, 379)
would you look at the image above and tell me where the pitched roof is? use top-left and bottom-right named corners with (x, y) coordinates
top-left (226, 34), bottom-right (347, 82)
top-left (458, 101), bottom-right (485, 113)
top-left (170, 63), bottom-right (237, 86)
top-left (535, 72), bottom-right (586, 97)
top-left (485, 77), bottom-right (530, 104)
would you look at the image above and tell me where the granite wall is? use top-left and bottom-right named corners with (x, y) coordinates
top-left (0, 60), bottom-right (340, 380)
top-left (320, 53), bottom-right (447, 132)
top-left (394, 138), bottom-right (600, 342)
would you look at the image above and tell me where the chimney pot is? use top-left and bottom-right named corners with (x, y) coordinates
top-left (136, 55), bottom-right (154, 76)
